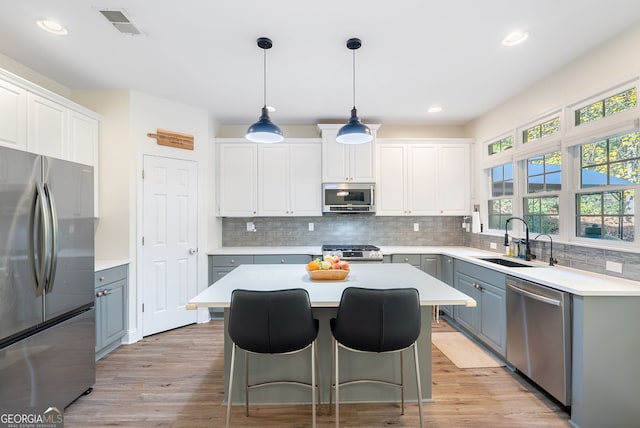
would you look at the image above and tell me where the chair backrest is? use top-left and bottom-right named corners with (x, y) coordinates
top-left (228, 288), bottom-right (318, 354)
top-left (332, 287), bottom-right (421, 352)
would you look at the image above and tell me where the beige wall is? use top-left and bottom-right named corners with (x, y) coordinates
top-left (464, 22), bottom-right (640, 142)
top-left (0, 52), bottom-right (71, 99)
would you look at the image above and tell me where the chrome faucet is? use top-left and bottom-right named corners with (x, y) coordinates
top-left (535, 233), bottom-right (558, 266)
top-left (504, 217), bottom-right (535, 261)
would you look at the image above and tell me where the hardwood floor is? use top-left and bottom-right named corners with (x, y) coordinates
top-left (64, 319), bottom-right (571, 427)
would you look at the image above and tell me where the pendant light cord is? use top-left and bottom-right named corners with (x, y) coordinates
top-left (263, 48), bottom-right (267, 107)
top-left (352, 48), bottom-right (356, 108)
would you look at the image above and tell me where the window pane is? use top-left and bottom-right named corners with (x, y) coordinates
top-left (541, 117), bottom-right (560, 136)
top-left (581, 140), bottom-right (607, 167)
top-left (609, 160), bottom-right (639, 184)
top-left (540, 216), bottom-right (559, 234)
top-left (488, 136), bottom-right (513, 155)
top-left (576, 101), bottom-right (604, 125)
top-left (578, 193), bottom-right (602, 215)
top-left (546, 172), bottom-right (562, 192)
top-left (604, 87), bottom-right (637, 116)
top-left (578, 217), bottom-right (603, 238)
top-left (545, 152), bottom-right (562, 172)
top-left (582, 166), bottom-right (608, 188)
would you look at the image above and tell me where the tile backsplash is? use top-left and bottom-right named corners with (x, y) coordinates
top-left (221, 216), bottom-right (639, 281)
top-left (467, 233), bottom-right (640, 282)
top-left (222, 216), bottom-right (466, 247)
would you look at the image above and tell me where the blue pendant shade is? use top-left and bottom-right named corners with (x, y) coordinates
top-left (246, 106), bottom-right (284, 143)
top-left (336, 107), bottom-right (373, 144)
top-left (337, 38), bottom-right (372, 145)
top-left (246, 37), bottom-right (284, 143)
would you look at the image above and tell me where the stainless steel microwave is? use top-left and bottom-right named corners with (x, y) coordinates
top-left (322, 183), bottom-right (375, 213)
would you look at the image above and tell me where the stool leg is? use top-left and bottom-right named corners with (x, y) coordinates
top-left (413, 343), bottom-right (424, 428)
top-left (335, 339), bottom-right (340, 428)
top-left (226, 344), bottom-right (236, 428)
top-left (329, 337), bottom-right (334, 412)
top-left (244, 351), bottom-right (249, 416)
top-left (312, 341), bottom-right (317, 428)
top-left (314, 340), bottom-right (321, 413)
top-left (400, 350), bottom-right (405, 415)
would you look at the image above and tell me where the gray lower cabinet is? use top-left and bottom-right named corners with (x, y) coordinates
top-left (390, 254), bottom-right (421, 268)
top-left (95, 264), bottom-right (128, 360)
top-left (254, 254), bottom-right (312, 264)
top-left (453, 259), bottom-right (506, 356)
top-left (439, 255), bottom-right (455, 316)
top-left (421, 255), bottom-right (440, 278)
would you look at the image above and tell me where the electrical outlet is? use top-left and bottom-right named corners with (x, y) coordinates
top-left (413, 223), bottom-right (419, 232)
top-left (605, 261), bottom-right (623, 273)
top-left (490, 242), bottom-right (497, 249)
top-left (246, 222), bottom-right (255, 232)
top-left (308, 222), bottom-right (314, 232)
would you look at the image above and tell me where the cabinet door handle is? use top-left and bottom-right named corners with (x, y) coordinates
top-left (96, 291), bottom-right (104, 298)
top-left (280, 259), bottom-right (285, 263)
top-left (230, 259), bottom-right (235, 264)
top-left (103, 289), bottom-right (110, 295)
top-left (99, 276), bottom-right (105, 282)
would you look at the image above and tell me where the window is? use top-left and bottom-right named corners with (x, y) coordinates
top-left (575, 87), bottom-right (637, 126)
top-left (576, 190), bottom-right (634, 241)
top-left (576, 130), bottom-right (638, 242)
top-left (580, 131), bottom-right (640, 187)
top-left (524, 196), bottom-right (559, 234)
top-left (523, 151), bottom-right (562, 234)
top-left (527, 151), bottom-right (562, 193)
top-left (523, 117), bottom-right (560, 143)
top-left (488, 136), bottom-right (513, 155)
top-left (491, 163), bottom-right (513, 197)
top-left (488, 163), bottom-right (513, 230)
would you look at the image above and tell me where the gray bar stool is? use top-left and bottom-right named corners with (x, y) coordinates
top-left (330, 287), bottom-right (424, 428)
top-left (226, 288), bottom-right (320, 428)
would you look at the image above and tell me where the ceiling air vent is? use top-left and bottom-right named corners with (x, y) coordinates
top-left (99, 9), bottom-right (141, 35)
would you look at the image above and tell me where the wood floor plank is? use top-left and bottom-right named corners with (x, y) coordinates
top-left (64, 319), bottom-right (571, 427)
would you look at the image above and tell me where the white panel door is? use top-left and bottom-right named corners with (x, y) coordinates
top-left (142, 155), bottom-right (198, 336)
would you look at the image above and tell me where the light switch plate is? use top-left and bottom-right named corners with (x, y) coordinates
top-left (490, 242), bottom-right (497, 249)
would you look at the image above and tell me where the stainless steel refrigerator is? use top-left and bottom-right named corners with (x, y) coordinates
top-left (0, 146), bottom-right (95, 409)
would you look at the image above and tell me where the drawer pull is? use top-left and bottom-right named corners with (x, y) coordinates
top-left (96, 291), bottom-right (104, 298)
top-left (99, 276), bottom-right (105, 282)
top-left (103, 289), bottom-right (110, 295)
top-left (280, 259), bottom-right (285, 263)
top-left (230, 259), bottom-right (235, 264)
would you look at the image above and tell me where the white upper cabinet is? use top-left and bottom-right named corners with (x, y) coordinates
top-left (27, 92), bottom-right (68, 159)
top-left (376, 140), bottom-right (471, 216)
top-left (0, 79), bottom-right (27, 150)
top-left (218, 143), bottom-right (258, 217)
top-left (69, 110), bottom-right (99, 167)
top-left (258, 142), bottom-right (322, 216)
top-left (318, 124), bottom-right (379, 182)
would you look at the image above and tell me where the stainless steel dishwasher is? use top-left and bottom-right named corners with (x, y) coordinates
top-left (506, 276), bottom-right (571, 406)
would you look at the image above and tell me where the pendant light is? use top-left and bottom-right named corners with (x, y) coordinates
top-left (246, 37), bottom-right (284, 143)
top-left (336, 38), bottom-right (373, 144)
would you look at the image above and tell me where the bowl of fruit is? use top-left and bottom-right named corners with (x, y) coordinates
top-left (306, 255), bottom-right (350, 280)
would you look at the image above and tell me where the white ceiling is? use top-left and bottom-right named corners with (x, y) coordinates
top-left (2, 1), bottom-right (640, 127)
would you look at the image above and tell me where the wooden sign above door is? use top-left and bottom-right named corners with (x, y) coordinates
top-left (147, 129), bottom-right (194, 150)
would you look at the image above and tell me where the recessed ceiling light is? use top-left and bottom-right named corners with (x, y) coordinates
top-left (502, 31), bottom-right (528, 46)
top-left (427, 105), bottom-right (443, 113)
top-left (36, 19), bottom-right (68, 35)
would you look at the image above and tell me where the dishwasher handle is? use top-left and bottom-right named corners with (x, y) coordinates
top-left (507, 283), bottom-right (562, 306)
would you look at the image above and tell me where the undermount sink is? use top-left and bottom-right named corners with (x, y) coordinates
top-left (477, 257), bottom-right (536, 268)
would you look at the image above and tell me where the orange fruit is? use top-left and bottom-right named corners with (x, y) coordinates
top-left (307, 260), bottom-right (320, 271)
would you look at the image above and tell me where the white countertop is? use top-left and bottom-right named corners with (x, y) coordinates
top-left (208, 245), bottom-right (640, 296)
top-left (188, 263), bottom-right (476, 309)
top-left (95, 259), bottom-right (129, 272)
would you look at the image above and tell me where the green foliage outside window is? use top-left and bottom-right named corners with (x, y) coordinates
top-left (488, 136), bottom-right (513, 155)
top-left (527, 151), bottom-right (562, 193)
top-left (524, 196), bottom-right (559, 234)
top-left (523, 117), bottom-right (560, 143)
top-left (575, 87), bottom-right (637, 126)
top-left (581, 131), bottom-right (640, 187)
top-left (576, 190), bottom-right (634, 241)
top-left (488, 198), bottom-right (513, 230)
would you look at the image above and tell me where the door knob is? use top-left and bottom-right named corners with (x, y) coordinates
top-left (189, 248), bottom-right (197, 255)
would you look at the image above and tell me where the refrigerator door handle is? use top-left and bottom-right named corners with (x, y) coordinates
top-left (27, 183), bottom-right (51, 296)
top-left (43, 183), bottom-right (59, 293)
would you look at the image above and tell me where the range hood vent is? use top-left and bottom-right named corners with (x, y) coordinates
top-left (99, 9), bottom-right (141, 35)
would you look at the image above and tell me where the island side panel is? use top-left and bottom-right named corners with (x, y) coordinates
top-left (570, 296), bottom-right (640, 428)
top-left (223, 306), bottom-right (433, 405)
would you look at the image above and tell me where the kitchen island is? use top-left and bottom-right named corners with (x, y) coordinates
top-left (188, 263), bottom-right (476, 405)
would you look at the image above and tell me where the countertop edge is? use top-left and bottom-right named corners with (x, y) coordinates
top-left (95, 259), bottom-right (129, 272)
